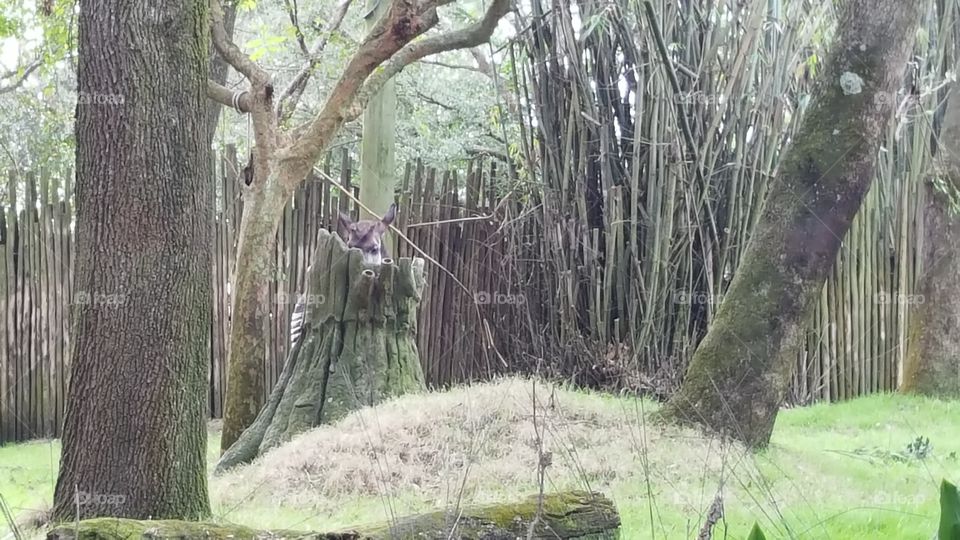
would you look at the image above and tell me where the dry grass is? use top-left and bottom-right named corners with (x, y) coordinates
top-left (211, 377), bottom-right (725, 515)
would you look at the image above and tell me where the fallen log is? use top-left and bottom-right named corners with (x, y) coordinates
top-left (47, 490), bottom-right (620, 539)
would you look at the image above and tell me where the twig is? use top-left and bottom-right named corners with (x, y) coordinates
top-left (0, 58), bottom-right (42, 95)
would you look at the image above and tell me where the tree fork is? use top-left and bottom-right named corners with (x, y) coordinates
top-left (210, 0), bottom-right (511, 449)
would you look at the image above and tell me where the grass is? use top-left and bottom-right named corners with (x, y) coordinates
top-left (1, 378), bottom-right (958, 539)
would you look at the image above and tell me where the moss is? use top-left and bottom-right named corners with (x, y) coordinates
top-left (48, 518), bottom-right (270, 540)
top-left (656, 4), bottom-right (921, 448)
top-left (47, 492), bottom-right (619, 539)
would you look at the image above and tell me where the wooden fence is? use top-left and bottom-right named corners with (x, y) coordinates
top-left (0, 149), bottom-right (511, 443)
top-left (0, 144), bottom-right (925, 444)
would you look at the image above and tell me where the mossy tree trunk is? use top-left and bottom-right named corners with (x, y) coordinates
top-left (215, 229), bottom-right (425, 473)
top-left (902, 82), bottom-right (960, 397)
top-left (657, 0), bottom-right (922, 448)
top-left (51, 0), bottom-right (211, 521)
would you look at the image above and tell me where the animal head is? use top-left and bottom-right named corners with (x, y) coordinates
top-left (337, 203), bottom-right (397, 265)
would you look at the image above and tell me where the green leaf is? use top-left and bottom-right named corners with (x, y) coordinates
top-left (940, 480), bottom-right (960, 540)
top-left (747, 522), bottom-right (767, 540)
top-left (0, 14), bottom-right (19, 37)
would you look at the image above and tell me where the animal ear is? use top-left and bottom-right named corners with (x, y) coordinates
top-left (337, 211), bottom-right (353, 239)
top-left (381, 203), bottom-right (397, 227)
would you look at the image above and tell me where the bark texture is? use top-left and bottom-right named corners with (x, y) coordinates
top-left (219, 178), bottom-right (288, 452)
top-left (215, 230), bottom-right (425, 473)
top-left (902, 83), bottom-right (960, 397)
top-left (47, 491), bottom-right (620, 539)
top-left (51, 0), bottom-right (212, 521)
top-left (657, 0), bottom-right (922, 447)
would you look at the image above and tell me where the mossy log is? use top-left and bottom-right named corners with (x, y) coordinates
top-left (46, 491), bottom-right (620, 540)
top-left (216, 230), bottom-right (427, 474)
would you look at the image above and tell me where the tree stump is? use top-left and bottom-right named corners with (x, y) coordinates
top-left (216, 230), bottom-right (426, 473)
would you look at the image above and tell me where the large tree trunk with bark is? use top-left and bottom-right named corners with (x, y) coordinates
top-left (657, 0), bottom-right (922, 448)
top-left (902, 83), bottom-right (960, 397)
top-left (47, 491), bottom-right (619, 539)
top-left (216, 229), bottom-right (425, 473)
top-left (51, 0), bottom-right (211, 521)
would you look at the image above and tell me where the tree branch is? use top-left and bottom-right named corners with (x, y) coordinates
top-left (276, 0), bottom-right (355, 124)
top-left (353, 0), bottom-right (511, 117)
top-left (283, 0), bottom-right (311, 58)
top-left (283, 0), bottom-right (442, 170)
top-left (207, 80), bottom-right (254, 112)
top-left (0, 58), bottom-right (42, 95)
top-left (211, 0), bottom-right (270, 85)
top-left (419, 58), bottom-right (483, 72)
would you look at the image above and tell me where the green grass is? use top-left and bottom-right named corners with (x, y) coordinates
top-left (2, 385), bottom-right (958, 539)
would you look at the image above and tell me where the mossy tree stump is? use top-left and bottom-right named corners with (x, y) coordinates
top-left (216, 230), bottom-right (426, 473)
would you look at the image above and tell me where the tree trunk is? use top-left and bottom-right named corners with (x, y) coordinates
top-left (215, 229), bottom-right (425, 473)
top-left (358, 0), bottom-right (398, 252)
top-left (47, 491), bottom-right (620, 539)
top-left (657, 0), bottom-right (922, 448)
top-left (902, 83), bottom-right (960, 397)
top-left (51, 0), bottom-right (211, 521)
top-left (219, 177), bottom-right (289, 452)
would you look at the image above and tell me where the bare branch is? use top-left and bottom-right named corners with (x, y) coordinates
top-left (354, 0), bottom-right (511, 116)
top-left (211, 0), bottom-right (270, 85)
top-left (0, 58), bottom-right (42, 95)
top-left (283, 0), bottom-right (442, 170)
top-left (283, 0), bottom-right (311, 58)
top-left (276, 0), bottom-right (355, 124)
top-left (207, 80), bottom-right (254, 112)
top-left (419, 58), bottom-right (483, 72)
top-left (467, 47), bottom-right (490, 72)
top-left (415, 90), bottom-right (457, 110)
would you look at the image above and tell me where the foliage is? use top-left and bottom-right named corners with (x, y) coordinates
top-left (2, 0), bottom-right (511, 188)
top-left (746, 523), bottom-right (766, 540)
top-left (207, 0), bottom-right (512, 173)
top-left (0, 0), bottom-right (75, 183)
top-left (942, 480), bottom-right (960, 540)
top-left (846, 435), bottom-right (936, 463)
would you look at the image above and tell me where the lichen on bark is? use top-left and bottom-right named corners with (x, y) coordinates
top-left (656, 0), bottom-right (923, 448)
